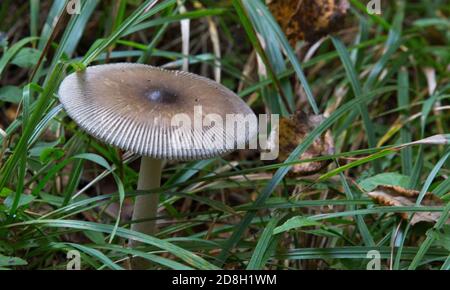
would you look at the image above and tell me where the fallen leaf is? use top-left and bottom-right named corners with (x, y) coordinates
top-left (270, 110), bottom-right (335, 176)
top-left (268, 0), bottom-right (349, 44)
top-left (5, 105), bottom-right (18, 122)
top-left (367, 185), bottom-right (449, 225)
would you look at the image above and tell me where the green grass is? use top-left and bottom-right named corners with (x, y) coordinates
top-left (0, 0), bottom-right (449, 270)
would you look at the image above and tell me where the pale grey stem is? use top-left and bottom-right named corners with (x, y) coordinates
top-left (129, 156), bottom-right (162, 269)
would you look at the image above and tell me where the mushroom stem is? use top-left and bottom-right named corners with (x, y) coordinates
top-left (129, 157), bottom-right (162, 269)
top-left (131, 156), bottom-right (162, 237)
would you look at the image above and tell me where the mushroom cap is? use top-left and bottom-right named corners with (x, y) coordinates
top-left (58, 63), bottom-right (257, 160)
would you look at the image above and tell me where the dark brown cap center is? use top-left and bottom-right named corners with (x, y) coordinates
top-left (145, 88), bottom-right (178, 104)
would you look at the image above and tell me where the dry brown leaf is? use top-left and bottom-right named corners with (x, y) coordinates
top-left (268, 0), bottom-right (349, 44)
top-left (368, 185), bottom-right (449, 225)
top-left (5, 105), bottom-right (18, 122)
top-left (271, 110), bottom-right (334, 176)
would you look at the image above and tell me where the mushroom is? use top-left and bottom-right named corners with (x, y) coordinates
top-left (58, 63), bottom-right (257, 266)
